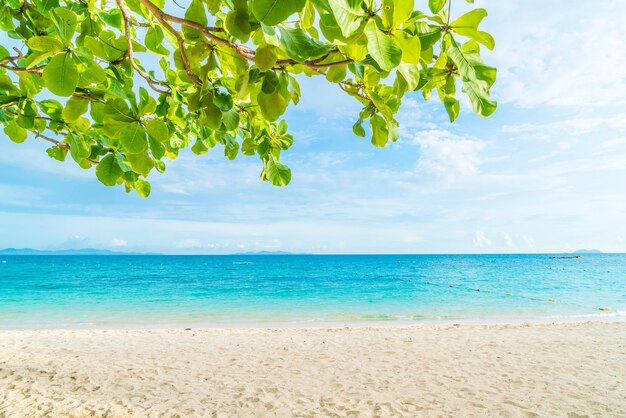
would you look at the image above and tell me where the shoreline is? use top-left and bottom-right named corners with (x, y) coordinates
top-left (1, 311), bottom-right (624, 331)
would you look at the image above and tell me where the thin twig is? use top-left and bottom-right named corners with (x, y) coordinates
top-left (37, 132), bottom-right (99, 164)
top-left (116, 0), bottom-right (170, 94)
top-left (138, 0), bottom-right (203, 86)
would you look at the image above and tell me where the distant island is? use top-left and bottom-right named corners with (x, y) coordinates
top-left (0, 248), bottom-right (152, 256)
top-left (233, 251), bottom-right (302, 256)
top-left (572, 249), bottom-right (603, 254)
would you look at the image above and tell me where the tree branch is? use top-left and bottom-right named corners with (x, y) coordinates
top-left (137, 0), bottom-right (357, 77)
top-left (36, 132), bottom-right (98, 165)
top-left (129, 1), bottom-right (365, 104)
top-left (116, 0), bottom-right (170, 95)
top-left (137, 0), bottom-right (203, 87)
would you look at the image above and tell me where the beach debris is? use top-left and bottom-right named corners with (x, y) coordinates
top-left (598, 307), bottom-right (610, 311)
top-left (548, 298), bottom-right (555, 303)
top-left (185, 328), bottom-right (191, 331)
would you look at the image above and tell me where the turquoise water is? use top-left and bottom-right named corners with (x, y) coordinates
top-left (0, 254), bottom-right (625, 329)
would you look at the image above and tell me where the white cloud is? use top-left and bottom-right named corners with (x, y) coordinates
top-left (485, 0), bottom-right (626, 109)
top-left (110, 238), bottom-right (127, 247)
top-left (504, 233), bottom-right (514, 248)
top-left (473, 231), bottom-right (491, 248)
top-left (473, 230), bottom-right (492, 248)
top-left (412, 130), bottom-right (485, 178)
top-left (522, 235), bottom-right (535, 248)
top-left (501, 115), bottom-right (626, 138)
top-left (173, 238), bottom-right (203, 249)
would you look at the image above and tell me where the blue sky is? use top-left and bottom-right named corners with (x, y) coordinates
top-left (2, 0), bottom-right (626, 254)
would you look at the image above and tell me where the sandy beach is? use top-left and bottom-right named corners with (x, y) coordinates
top-left (0, 321), bottom-right (624, 417)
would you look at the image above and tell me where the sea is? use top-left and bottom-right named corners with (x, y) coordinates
top-left (0, 254), bottom-right (624, 329)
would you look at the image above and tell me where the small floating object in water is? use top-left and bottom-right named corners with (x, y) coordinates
top-left (548, 298), bottom-right (555, 302)
top-left (1, 260), bottom-right (6, 264)
top-left (598, 307), bottom-right (610, 311)
top-left (475, 288), bottom-right (481, 292)
top-left (506, 293), bottom-right (513, 296)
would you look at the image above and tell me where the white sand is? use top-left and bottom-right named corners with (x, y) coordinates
top-left (0, 321), bottom-right (624, 417)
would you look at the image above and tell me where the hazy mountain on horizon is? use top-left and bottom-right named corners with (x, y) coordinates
top-left (0, 248), bottom-right (152, 255)
top-left (572, 249), bottom-right (603, 254)
top-left (233, 251), bottom-right (299, 256)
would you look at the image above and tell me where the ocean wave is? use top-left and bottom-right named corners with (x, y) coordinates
top-left (566, 310), bottom-right (626, 319)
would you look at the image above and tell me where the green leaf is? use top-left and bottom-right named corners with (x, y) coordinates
top-left (223, 133), bottom-right (239, 160)
top-left (103, 99), bottom-right (136, 137)
top-left (127, 152), bottom-right (154, 176)
top-left (201, 96), bottom-right (223, 130)
top-left (352, 120), bottom-right (365, 137)
top-left (27, 36), bottom-right (64, 52)
top-left (213, 90), bottom-right (233, 111)
top-left (364, 20), bottom-right (401, 71)
top-left (183, 0), bottom-right (207, 42)
top-left (370, 113), bottom-right (389, 147)
top-left (50, 7), bottom-right (77, 45)
top-left (67, 133), bottom-right (91, 163)
top-left (450, 9), bottom-right (494, 49)
top-left (254, 45), bottom-right (278, 72)
top-left (302, 0), bottom-right (315, 30)
top-left (397, 62), bottom-right (420, 90)
top-left (134, 179), bottom-right (151, 198)
top-left (145, 26), bottom-right (169, 56)
top-left (120, 122), bottom-right (148, 153)
top-left (4, 120), bottom-right (27, 143)
top-left (279, 27), bottom-right (333, 62)
top-left (17, 100), bottom-right (37, 129)
top-left (327, 0), bottom-right (366, 38)
top-left (62, 96), bottom-right (88, 122)
top-left (393, 0), bottom-right (414, 28)
top-left (98, 9), bottom-right (123, 30)
top-left (96, 154), bottom-right (123, 186)
top-left (414, 21), bottom-right (442, 51)
top-left (428, 0), bottom-right (446, 14)
top-left (450, 8), bottom-right (487, 35)
top-left (443, 95), bottom-right (460, 122)
top-left (47, 145), bottom-right (67, 161)
top-left (446, 38), bottom-right (496, 117)
top-left (250, 0), bottom-right (306, 25)
top-left (264, 156), bottom-right (291, 186)
top-left (473, 30), bottom-right (495, 50)
top-left (115, 153), bottom-right (133, 172)
top-left (225, 10), bottom-right (252, 42)
top-left (258, 89), bottom-right (288, 121)
top-left (222, 109), bottom-right (240, 131)
top-left (462, 81), bottom-right (497, 117)
top-left (392, 30), bottom-right (420, 64)
top-left (0, 45), bottom-right (10, 60)
top-left (326, 64), bottom-right (347, 83)
top-left (38, 99), bottom-right (64, 119)
top-left (145, 118), bottom-right (169, 142)
top-left (191, 138), bottom-right (209, 155)
top-left (148, 136), bottom-right (165, 159)
top-left (42, 53), bottom-right (79, 97)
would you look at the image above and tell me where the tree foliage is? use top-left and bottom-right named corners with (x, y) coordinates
top-left (0, 0), bottom-right (496, 196)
